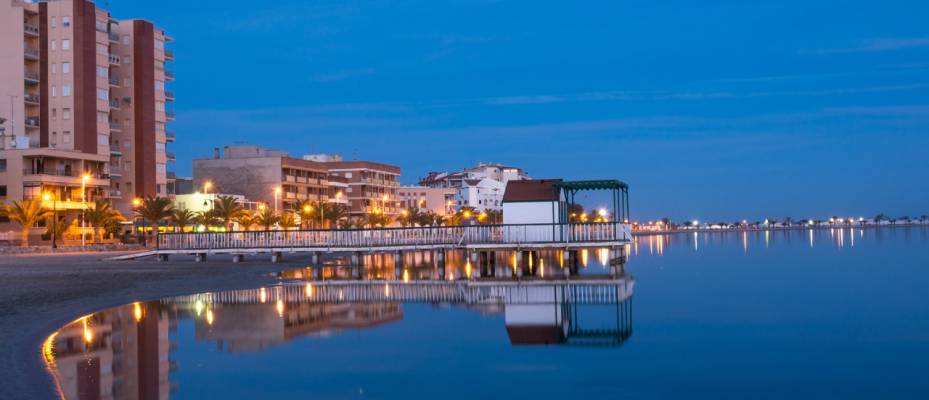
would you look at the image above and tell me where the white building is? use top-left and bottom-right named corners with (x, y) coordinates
top-left (501, 179), bottom-right (563, 225)
top-left (455, 178), bottom-right (506, 211)
top-left (419, 162), bottom-right (530, 189)
top-left (173, 193), bottom-right (259, 214)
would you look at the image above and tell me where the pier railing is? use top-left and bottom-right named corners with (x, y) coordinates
top-left (156, 222), bottom-right (632, 251)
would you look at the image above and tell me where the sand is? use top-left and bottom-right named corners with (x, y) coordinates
top-left (0, 251), bottom-right (316, 400)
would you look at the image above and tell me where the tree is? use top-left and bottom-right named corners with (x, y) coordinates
top-left (194, 209), bottom-right (222, 229)
top-left (235, 212), bottom-right (256, 231)
top-left (325, 203), bottom-right (349, 229)
top-left (44, 214), bottom-right (68, 243)
top-left (279, 212), bottom-right (298, 230)
top-left (212, 195), bottom-right (245, 231)
top-left (365, 211), bottom-right (391, 228)
top-left (479, 209), bottom-right (502, 225)
top-left (5, 200), bottom-right (51, 247)
top-left (169, 208), bottom-right (196, 232)
top-left (293, 200), bottom-right (315, 229)
top-left (85, 199), bottom-right (124, 242)
top-left (254, 208), bottom-right (280, 231)
top-left (398, 207), bottom-right (422, 227)
top-left (135, 196), bottom-right (173, 234)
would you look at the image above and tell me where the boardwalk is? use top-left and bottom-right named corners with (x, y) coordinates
top-left (116, 222), bottom-right (633, 261)
top-left (165, 277), bottom-right (635, 306)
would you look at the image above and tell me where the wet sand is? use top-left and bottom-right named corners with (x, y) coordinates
top-left (0, 252), bottom-right (315, 400)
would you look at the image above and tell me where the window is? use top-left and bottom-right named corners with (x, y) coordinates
top-left (62, 16), bottom-right (70, 27)
top-left (0, 186), bottom-right (7, 198)
top-left (97, 89), bottom-right (108, 100)
top-left (121, 35), bottom-right (129, 45)
top-left (51, 40), bottom-right (56, 51)
top-left (155, 80), bottom-right (165, 91)
top-left (51, 86), bottom-right (56, 97)
top-left (0, 159), bottom-right (6, 172)
top-left (62, 62), bottom-right (70, 74)
top-left (51, 17), bottom-right (56, 28)
top-left (63, 131), bottom-right (72, 143)
top-left (62, 39), bottom-right (70, 50)
top-left (96, 44), bottom-right (107, 55)
top-left (63, 109), bottom-right (71, 120)
top-left (98, 134), bottom-right (108, 145)
top-left (51, 109), bottom-right (56, 119)
top-left (62, 85), bottom-right (71, 97)
top-left (96, 67), bottom-right (108, 78)
top-left (51, 63), bottom-right (56, 74)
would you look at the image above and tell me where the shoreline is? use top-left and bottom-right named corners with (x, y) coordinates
top-left (632, 223), bottom-right (929, 236)
top-left (0, 252), bottom-right (317, 400)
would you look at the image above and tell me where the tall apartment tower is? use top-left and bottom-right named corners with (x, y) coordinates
top-left (0, 0), bottom-right (174, 232)
top-left (109, 19), bottom-right (175, 214)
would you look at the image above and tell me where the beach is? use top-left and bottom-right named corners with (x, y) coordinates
top-left (0, 252), bottom-right (312, 400)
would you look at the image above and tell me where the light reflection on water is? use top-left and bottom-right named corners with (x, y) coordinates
top-left (42, 226), bottom-right (929, 399)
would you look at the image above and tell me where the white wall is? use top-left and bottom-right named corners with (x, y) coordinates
top-left (503, 201), bottom-right (560, 225)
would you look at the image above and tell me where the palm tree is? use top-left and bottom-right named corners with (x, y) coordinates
top-left (279, 212), bottom-right (298, 230)
top-left (398, 207), bottom-right (422, 227)
top-left (84, 199), bottom-right (125, 242)
top-left (212, 195), bottom-right (245, 231)
top-left (135, 196), bottom-right (173, 234)
top-left (5, 200), bottom-right (51, 247)
top-left (254, 208), bottom-right (279, 231)
top-left (324, 203), bottom-right (349, 229)
top-left (235, 212), bottom-right (256, 231)
top-left (169, 208), bottom-right (197, 232)
top-left (44, 214), bottom-right (68, 244)
top-left (365, 211), bottom-right (391, 228)
top-left (293, 200), bottom-right (315, 229)
top-left (194, 209), bottom-right (222, 229)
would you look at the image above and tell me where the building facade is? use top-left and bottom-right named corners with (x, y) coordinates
top-left (419, 162), bottom-right (529, 212)
top-left (193, 146), bottom-right (329, 211)
top-left (0, 0), bottom-right (174, 233)
top-left (398, 186), bottom-right (456, 216)
top-left (325, 160), bottom-right (401, 219)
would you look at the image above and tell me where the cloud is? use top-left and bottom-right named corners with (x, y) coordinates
top-left (802, 37), bottom-right (929, 55)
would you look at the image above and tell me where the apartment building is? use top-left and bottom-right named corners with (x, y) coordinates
top-left (0, 0), bottom-right (175, 228)
top-left (398, 186), bottom-right (456, 216)
top-left (108, 18), bottom-right (175, 214)
top-left (193, 146), bottom-right (330, 211)
top-left (325, 160), bottom-right (401, 219)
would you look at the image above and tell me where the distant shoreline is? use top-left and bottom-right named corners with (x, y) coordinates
top-left (632, 223), bottom-right (929, 236)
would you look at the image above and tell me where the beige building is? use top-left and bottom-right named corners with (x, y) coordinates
top-left (193, 146), bottom-right (330, 211)
top-left (398, 185), bottom-right (456, 216)
top-left (0, 0), bottom-right (174, 232)
top-left (325, 160), bottom-right (401, 219)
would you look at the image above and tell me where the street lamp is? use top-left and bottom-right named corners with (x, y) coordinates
top-left (81, 173), bottom-right (91, 247)
top-left (43, 192), bottom-right (57, 249)
top-left (203, 181), bottom-right (214, 212)
top-left (132, 197), bottom-right (143, 245)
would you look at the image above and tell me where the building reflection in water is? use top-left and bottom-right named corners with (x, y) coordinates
top-left (45, 247), bottom-right (632, 399)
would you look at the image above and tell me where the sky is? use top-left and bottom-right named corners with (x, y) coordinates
top-left (106, 0), bottom-right (929, 222)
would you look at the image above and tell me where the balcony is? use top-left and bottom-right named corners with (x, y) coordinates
top-left (24, 23), bottom-right (39, 36)
top-left (165, 70), bottom-right (174, 81)
top-left (109, 144), bottom-right (122, 155)
top-left (164, 50), bottom-right (174, 61)
top-left (109, 121), bottom-right (122, 131)
top-left (165, 130), bottom-right (176, 142)
top-left (108, 32), bottom-right (120, 42)
top-left (24, 47), bottom-right (39, 60)
top-left (164, 90), bottom-right (174, 100)
top-left (108, 55), bottom-right (120, 65)
top-left (109, 99), bottom-right (120, 109)
top-left (165, 110), bottom-right (175, 120)
top-left (166, 171), bottom-right (176, 180)
top-left (25, 117), bottom-right (39, 128)
top-left (24, 93), bottom-right (40, 105)
top-left (106, 189), bottom-right (122, 198)
top-left (166, 152), bottom-right (176, 161)
top-left (109, 77), bottom-right (119, 87)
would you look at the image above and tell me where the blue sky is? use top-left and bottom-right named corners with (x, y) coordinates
top-left (109, 0), bottom-right (929, 221)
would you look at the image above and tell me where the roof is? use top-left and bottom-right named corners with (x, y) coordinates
top-left (553, 179), bottom-right (628, 191)
top-left (502, 179), bottom-right (562, 202)
top-left (324, 160), bottom-right (401, 174)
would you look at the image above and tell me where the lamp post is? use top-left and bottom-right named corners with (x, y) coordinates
top-left (81, 173), bottom-right (90, 247)
top-left (43, 192), bottom-right (58, 249)
top-left (132, 197), bottom-right (143, 246)
top-left (203, 181), bottom-right (213, 212)
top-left (274, 186), bottom-right (282, 213)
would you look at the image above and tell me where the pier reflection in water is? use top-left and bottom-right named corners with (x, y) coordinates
top-left (44, 248), bottom-right (632, 400)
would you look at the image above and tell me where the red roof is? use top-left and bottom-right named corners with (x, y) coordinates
top-left (502, 179), bottom-right (562, 202)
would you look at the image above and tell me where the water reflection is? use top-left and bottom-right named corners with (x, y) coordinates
top-left (45, 249), bottom-right (634, 399)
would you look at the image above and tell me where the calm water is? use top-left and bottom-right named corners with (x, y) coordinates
top-left (45, 227), bottom-right (929, 399)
